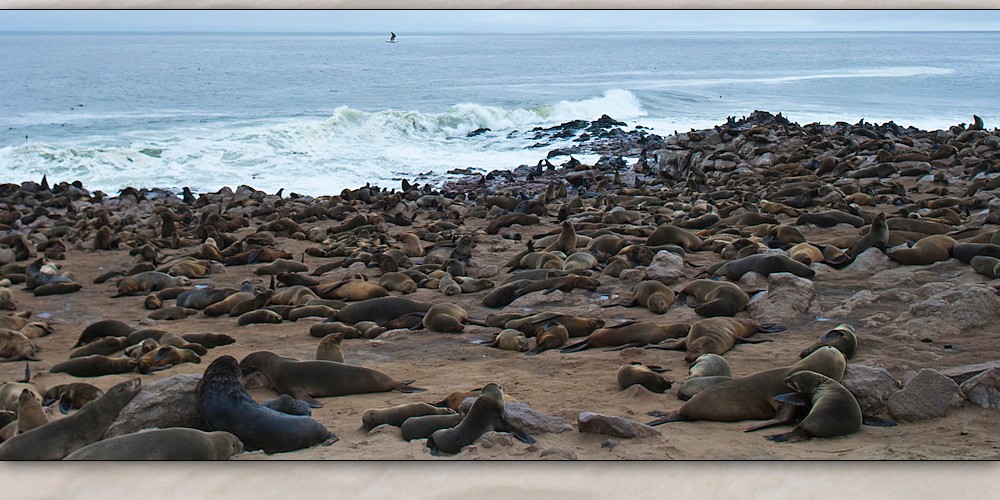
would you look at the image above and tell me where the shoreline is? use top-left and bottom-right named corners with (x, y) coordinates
top-left (1, 111), bottom-right (998, 460)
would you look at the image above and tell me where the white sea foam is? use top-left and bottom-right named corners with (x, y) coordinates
top-left (0, 90), bottom-right (647, 196)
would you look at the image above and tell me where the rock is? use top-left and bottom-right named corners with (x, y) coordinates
top-left (960, 368), bottom-right (1000, 409)
top-left (540, 446), bottom-right (577, 460)
top-left (469, 265), bottom-right (499, 279)
top-left (368, 424), bottom-right (403, 438)
top-left (456, 400), bottom-right (572, 435)
top-left (737, 271), bottom-right (769, 290)
top-left (846, 247), bottom-right (895, 273)
top-left (859, 313), bottom-right (891, 328)
top-left (747, 272), bottom-right (816, 324)
top-left (938, 360), bottom-right (1000, 384)
top-left (504, 402), bottom-right (574, 434)
top-left (841, 364), bottom-right (901, 415)
top-left (0, 249), bottom-right (15, 266)
top-left (577, 412), bottom-right (661, 439)
top-left (902, 284), bottom-right (1000, 337)
top-left (825, 290), bottom-right (878, 317)
top-left (601, 439), bottom-right (622, 451)
top-left (887, 369), bottom-right (965, 422)
top-left (104, 374), bottom-right (205, 438)
top-left (618, 268), bottom-right (645, 283)
top-left (473, 431), bottom-right (514, 449)
top-left (642, 250), bottom-right (686, 285)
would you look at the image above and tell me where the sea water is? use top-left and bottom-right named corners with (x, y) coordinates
top-left (1, 31), bottom-right (998, 195)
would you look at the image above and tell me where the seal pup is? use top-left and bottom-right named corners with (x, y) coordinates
top-left (646, 317), bottom-right (785, 362)
top-left (401, 413), bottom-right (465, 441)
top-left (646, 346), bottom-right (847, 426)
top-left (677, 280), bottom-right (753, 317)
top-left (239, 351), bottom-right (425, 407)
top-left (524, 322), bottom-right (569, 356)
top-left (361, 403), bottom-right (456, 431)
top-left (315, 333), bottom-right (345, 363)
top-left (421, 303), bottom-right (469, 333)
top-left (50, 355), bottom-right (138, 377)
top-left (64, 428), bottom-right (244, 460)
top-left (0, 389), bottom-right (49, 440)
top-left (754, 370), bottom-right (863, 442)
top-left (43, 383), bottom-right (104, 412)
top-left (474, 329), bottom-right (529, 352)
top-left (0, 328), bottom-right (40, 361)
top-left (602, 280), bottom-right (676, 314)
top-left (503, 312), bottom-right (604, 338)
top-left (560, 320), bottom-right (690, 352)
top-left (426, 383), bottom-right (533, 455)
top-left (677, 353), bottom-right (734, 400)
top-left (69, 336), bottom-right (128, 358)
top-left (617, 363), bottom-right (673, 393)
top-left (0, 378), bottom-right (141, 460)
top-left (197, 356), bottom-right (335, 454)
top-left (800, 324), bottom-right (857, 360)
top-left (74, 319), bottom-right (136, 347)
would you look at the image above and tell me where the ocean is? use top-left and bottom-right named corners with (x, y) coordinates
top-left (1, 31), bottom-right (998, 196)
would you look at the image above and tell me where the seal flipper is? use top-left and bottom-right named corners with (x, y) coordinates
top-left (290, 390), bottom-right (324, 408)
top-left (766, 430), bottom-right (810, 443)
top-left (744, 404), bottom-right (802, 432)
top-left (59, 394), bottom-right (74, 415)
top-left (558, 339), bottom-right (591, 353)
top-left (510, 427), bottom-right (535, 445)
top-left (644, 339), bottom-right (686, 351)
top-left (645, 410), bottom-right (683, 426)
top-left (772, 392), bottom-right (811, 407)
top-left (603, 342), bottom-right (647, 351)
top-left (817, 329), bottom-right (845, 343)
top-left (398, 382), bottom-right (427, 393)
top-left (733, 336), bottom-right (772, 345)
top-left (19, 363), bottom-right (30, 383)
top-left (862, 415), bottom-right (897, 427)
top-left (755, 324), bottom-right (786, 333)
top-left (322, 435), bottom-right (340, 446)
top-left (466, 317), bottom-right (488, 326)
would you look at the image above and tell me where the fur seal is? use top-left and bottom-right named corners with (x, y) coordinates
top-left (951, 243), bottom-right (1000, 264)
top-left (524, 322), bottom-right (569, 356)
top-left (400, 413), bottom-right (465, 441)
top-left (0, 388), bottom-right (49, 440)
top-left (713, 254), bottom-right (815, 280)
top-left (379, 272), bottom-right (418, 294)
top-left (203, 291), bottom-right (253, 316)
top-left (687, 353), bottom-right (732, 378)
top-left (316, 333), bottom-right (345, 363)
top-left (42, 383), bottom-right (103, 411)
top-left (847, 212), bottom-right (889, 259)
top-left (617, 363), bottom-right (673, 393)
top-left (800, 324), bottom-right (857, 360)
top-left (543, 220), bottom-right (578, 253)
top-left (971, 255), bottom-right (1000, 278)
top-left (0, 328), bottom-right (39, 361)
top-left (237, 309), bottom-right (283, 326)
top-left (147, 306), bottom-right (199, 321)
top-left (176, 287), bottom-right (233, 310)
top-left (181, 333), bottom-right (236, 348)
top-left (361, 403), bottom-right (456, 431)
top-left (646, 346), bottom-right (846, 426)
top-left (239, 351), bottom-right (425, 407)
top-left (426, 383), bottom-right (533, 455)
top-left (114, 271), bottom-right (190, 297)
top-left (74, 319), bottom-right (136, 348)
top-left (314, 279), bottom-right (388, 301)
top-left (678, 280), bottom-right (751, 317)
top-left (333, 297), bottom-right (432, 325)
top-left (560, 320), bottom-right (690, 353)
top-left (70, 336), bottom-right (128, 358)
top-left (0, 378), bottom-right (141, 460)
top-left (677, 375), bottom-right (734, 401)
top-left (886, 234), bottom-right (956, 265)
top-left (646, 317), bottom-right (784, 362)
top-left (288, 305), bottom-right (336, 322)
top-left (198, 356), bottom-right (335, 454)
top-left (422, 303), bottom-right (468, 333)
top-left (787, 243), bottom-right (825, 265)
top-left (310, 322), bottom-right (363, 339)
top-left (137, 346), bottom-right (201, 374)
top-left (65, 428), bottom-right (244, 460)
top-left (475, 329), bottom-right (529, 352)
top-left (263, 394), bottom-right (313, 416)
top-left (604, 280), bottom-right (676, 314)
top-left (50, 355), bottom-right (138, 377)
top-left (756, 370), bottom-right (862, 442)
top-left (646, 225), bottom-right (702, 251)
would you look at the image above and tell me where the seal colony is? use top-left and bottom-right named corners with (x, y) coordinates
top-left (1, 111), bottom-right (999, 459)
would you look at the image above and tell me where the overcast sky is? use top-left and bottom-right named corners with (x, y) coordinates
top-left (1, 10), bottom-right (999, 33)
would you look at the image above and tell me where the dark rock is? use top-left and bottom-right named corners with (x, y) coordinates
top-left (577, 412), bottom-right (661, 438)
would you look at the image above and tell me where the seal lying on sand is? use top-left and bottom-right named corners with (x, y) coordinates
top-left (426, 383), bottom-right (534, 455)
top-left (0, 378), bottom-right (141, 460)
top-left (239, 351), bottom-right (425, 408)
top-left (197, 355), bottom-right (336, 454)
top-left (65, 428), bottom-right (244, 460)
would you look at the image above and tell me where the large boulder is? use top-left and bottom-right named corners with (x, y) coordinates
top-left (841, 364), bottom-right (901, 415)
top-left (458, 398), bottom-right (572, 434)
top-left (747, 272), bottom-right (816, 324)
top-left (642, 250), bottom-right (686, 285)
top-left (901, 284), bottom-right (1000, 337)
top-left (887, 369), bottom-right (965, 422)
top-left (845, 247), bottom-right (896, 274)
top-left (104, 373), bottom-right (205, 438)
top-left (960, 368), bottom-right (1000, 410)
top-left (576, 412), bottom-right (660, 438)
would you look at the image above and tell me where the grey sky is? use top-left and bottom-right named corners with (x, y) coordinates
top-left (1, 10), bottom-right (999, 33)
